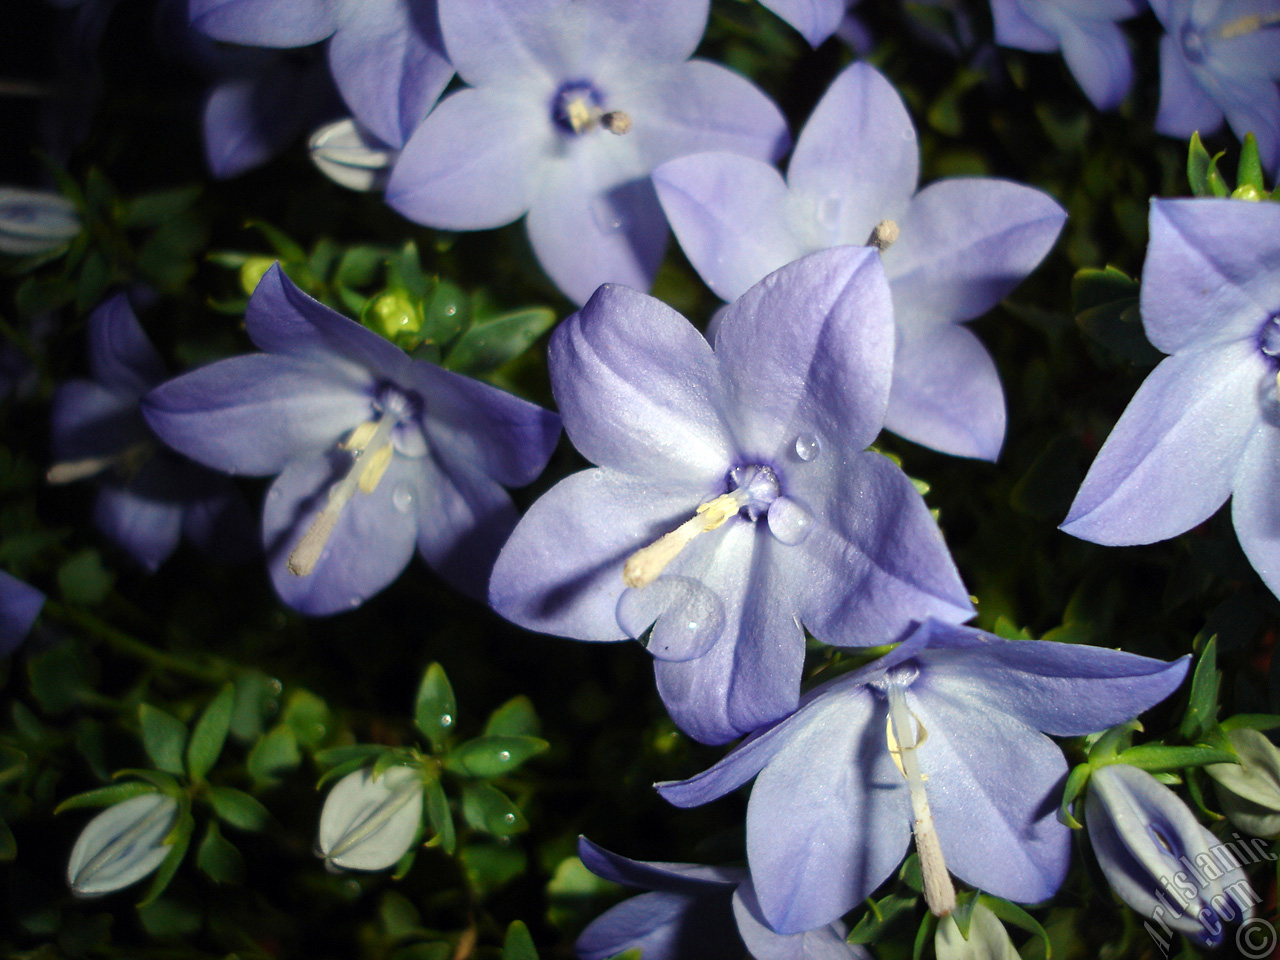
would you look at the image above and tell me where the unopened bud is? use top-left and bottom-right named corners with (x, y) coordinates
top-left (1206, 728), bottom-right (1280, 838)
top-left (317, 766), bottom-right (424, 871)
top-left (308, 118), bottom-right (396, 193)
top-left (0, 187), bottom-right (80, 256)
top-left (67, 792), bottom-right (179, 896)
top-left (935, 901), bottom-right (1020, 960)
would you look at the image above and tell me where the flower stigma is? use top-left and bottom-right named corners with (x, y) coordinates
top-left (622, 466), bottom-right (780, 589)
top-left (552, 80), bottom-right (632, 136)
top-left (883, 669), bottom-right (957, 917)
top-left (866, 219), bottom-right (899, 252)
top-left (287, 390), bottom-right (417, 577)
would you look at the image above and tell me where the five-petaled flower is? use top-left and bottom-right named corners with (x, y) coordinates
top-left (386, 0), bottom-right (790, 306)
top-left (653, 62), bottom-right (1065, 461)
top-left (657, 619), bottom-right (1189, 933)
top-left (489, 246), bottom-right (974, 745)
top-left (1061, 198), bottom-right (1280, 600)
top-left (143, 264), bottom-right (561, 616)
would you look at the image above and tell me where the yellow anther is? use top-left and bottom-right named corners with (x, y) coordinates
top-left (566, 97), bottom-right (594, 134)
top-left (694, 493), bottom-right (741, 531)
top-left (358, 444), bottom-right (394, 493)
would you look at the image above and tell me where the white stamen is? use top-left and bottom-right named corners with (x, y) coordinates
top-left (867, 219), bottom-right (900, 252)
top-left (886, 681), bottom-right (956, 917)
top-left (623, 492), bottom-right (744, 589)
top-left (47, 442), bottom-right (151, 484)
top-left (602, 110), bottom-right (632, 135)
top-left (288, 414), bottom-right (398, 577)
top-left (1218, 12), bottom-right (1280, 39)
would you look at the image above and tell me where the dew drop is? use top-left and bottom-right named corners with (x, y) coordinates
top-left (794, 433), bottom-right (821, 461)
top-left (439, 713), bottom-right (453, 727)
top-left (616, 576), bottom-right (726, 662)
top-left (768, 497), bottom-right (813, 546)
top-left (392, 483), bottom-right (414, 513)
top-left (590, 195), bottom-right (627, 234)
top-left (348, 596), bottom-right (362, 608)
top-left (502, 812), bottom-right (516, 824)
top-left (498, 750), bottom-right (511, 762)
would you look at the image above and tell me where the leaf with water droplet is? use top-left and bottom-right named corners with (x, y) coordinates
top-left (444, 735), bottom-right (547, 778)
top-left (414, 662), bottom-right (456, 752)
top-left (444, 306), bottom-right (557, 374)
top-left (461, 783), bottom-right (528, 836)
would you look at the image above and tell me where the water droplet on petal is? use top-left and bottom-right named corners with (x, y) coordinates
top-left (616, 575), bottom-right (726, 662)
top-left (392, 483), bottom-right (414, 513)
top-left (590, 195), bottom-right (627, 234)
top-left (768, 497), bottom-right (813, 546)
top-left (439, 714), bottom-right (453, 728)
top-left (794, 433), bottom-right (821, 461)
top-left (348, 596), bottom-right (362, 609)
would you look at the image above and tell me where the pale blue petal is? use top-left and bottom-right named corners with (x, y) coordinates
top-left (1231, 424), bottom-right (1280, 599)
top-left (1155, 34), bottom-right (1226, 139)
top-left (88, 295), bottom-right (167, 397)
top-left (0, 571), bottom-right (44, 655)
top-left (95, 486), bottom-right (184, 572)
top-left (732, 884), bottom-right (867, 960)
top-left (577, 838), bottom-right (742, 891)
top-left (758, 0), bottom-right (848, 46)
top-left (1061, 342), bottom-right (1267, 545)
top-left (190, 0), bottom-right (337, 46)
top-left (1057, 15), bottom-right (1133, 109)
top-left (990, 0), bottom-right (1059, 50)
top-left (575, 890), bottom-right (739, 960)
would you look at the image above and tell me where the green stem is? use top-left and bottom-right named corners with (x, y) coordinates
top-left (45, 602), bottom-right (225, 684)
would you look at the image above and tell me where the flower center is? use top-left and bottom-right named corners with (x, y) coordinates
top-left (287, 385), bottom-right (422, 577)
top-left (550, 79), bottom-right (632, 136)
top-left (880, 668), bottom-right (956, 918)
top-left (622, 463), bottom-right (788, 589)
top-left (1258, 314), bottom-right (1280, 358)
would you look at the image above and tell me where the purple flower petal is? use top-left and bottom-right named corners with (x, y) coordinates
top-left (526, 162), bottom-right (670, 306)
top-left (576, 890), bottom-right (739, 960)
top-left (883, 321), bottom-right (1007, 461)
top-left (88, 295), bottom-right (167, 397)
top-left (990, 0), bottom-right (1059, 50)
top-left (1061, 341), bottom-right (1268, 545)
top-left (653, 152), bottom-right (804, 303)
top-left (263, 451), bottom-right (419, 615)
top-left (0, 570), bottom-right (45, 655)
top-left (577, 838), bottom-right (741, 891)
top-left (142, 353), bottom-right (374, 476)
top-left (655, 716), bottom-right (797, 809)
top-left (190, 0), bottom-right (336, 46)
top-left (1232, 425), bottom-right (1280, 598)
top-left (1057, 15), bottom-right (1133, 109)
top-left (758, 0), bottom-right (848, 46)
top-left (732, 883), bottom-right (866, 960)
top-left (549, 284), bottom-right (733, 481)
top-left (715, 246), bottom-right (895, 457)
top-left (94, 485), bottom-right (184, 572)
top-left (327, 0), bottom-right (452, 148)
top-left (52, 379), bottom-right (147, 462)
top-left (1154, 32), bottom-right (1226, 139)
top-left (203, 59), bottom-right (319, 180)
top-left (785, 63), bottom-right (919, 241)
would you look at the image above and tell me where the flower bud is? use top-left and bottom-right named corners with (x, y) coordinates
top-left (308, 119), bottom-right (396, 193)
top-left (934, 901), bottom-right (1020, 960)
top-left (1206, 728), bottom-right (1280, 838)
top-left (1085, 764), bottom-right (1257, 948)
top-left (0, 187), bottom-right (80, 256)
top-left (67, 792), bottom-right (179, 896)
top-left (317, 765), bottom-right (424, 871)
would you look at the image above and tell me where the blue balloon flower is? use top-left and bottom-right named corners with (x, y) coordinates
top-left (142, 264), bottom-right (561, 615)
top-left (657, 619), bottom-right (1189, 933)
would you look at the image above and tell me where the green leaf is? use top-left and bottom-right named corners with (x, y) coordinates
top-left (137, 808), bottom-right (195, 907)
top-left (1115, 743), bottom-right (1239, 772)
top-left (445, 307), bottom-right (557, 374)
top-left (230, 670), bottom-right (279, 743)
top-left (56, 549), bottom-right (115, 605)
top-left (419, 279), bottom-right (468, 345)
top-left (120, 186), bottom-right (202, 229)
top-left (388, 241), bottom-right (432, 300)
top-left (423, 776), bottom-right (455, 855)
top-left (1188, 132), bottom-right (1214, 197)
top-left (978, 894), bottom-right (1052, 960)
top-left (0, 815), bottom-right (15, 860)
top-left (27, 640), bottom-right (96, 715)
top-left (140, 704), bottom-right (189, 776)
top-left (55, 781), bottom-right (158, 814)
top-left (336, 245), bottom-right (386, 291)
top-left (444, 735), bottom-right (548, 778)
top-left (247, 725), bottom-right (301, 788)
top-left (502, 920), bottom-right (539, 960)
top-left (1222, 713), bottom-right (1280, 733)
top-left (244, 220), bottom-right (307, 263)
top-left (186, 684), bottom-right (236, 782)
top-left (414, 663), bottom-right (457, 751)
top-left (112, 768), bottom-right (184, 794)
top-left (1180, 636), bottom-right (1220, 740)
top-left (15, 274), bottom-right (76, 316)
top-left (1058, 762), bottom-right (1091, 829)
top-left (281, 689), bottom-right (330, 749)
top-left (484, 695), bottom-right (540, 738)
top-left (196, 820), bottom-right (244, 885)
top-left (460, 840), bottom-right (526, 897)
top-left (1236, 133), bottom-right (1266, 195)
top-left (137, 898), bottom-right (202, 939)
top-left (461, 783), bottom-right (528, 836)
top-left (206, 786), bottom-right (270, 832)
top-left (846, 893), bottom-right (916, 944)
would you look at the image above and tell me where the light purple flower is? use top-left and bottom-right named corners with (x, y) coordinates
top-left (386, 0), bottom-right (790, 306)
top-left (576, 838), bottom-right (869, 960)
top-left (989, 0), bottom-right (1143, 110)
top-left (49, 294), bottom-right (254, 572)
top-left (488, 247), bottom-right (973, 745)
top-left (657, 619), bottom-right (1190, 934)
top-left (1151, 0), bottom-right (1280, 174)
top-left (1061, 198), bottom-right (1280, 599)
top-left (0, 570), bottom-right (44, 656)
top-left (1086, 763), bottom-right (1257, 948)
top-left (758, 0), bottom-right (851, 47)
top-left (142, 264), bottom-right (561, 616)
top-left (189, 0), bottom-right (452, 149)
top-left (652, 63), bottom-right (1065, 461)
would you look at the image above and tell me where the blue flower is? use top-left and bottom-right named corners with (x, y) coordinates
top-left (1086, 763), bottom-right (1258, 947)
top-left (657, 619), bottom-right (1189, 933)
top-left (1061, 198), bottom-right (1280, 599)
top-left (489, 247), bottom-right (973, 745)
top-left (653, 63), bottom-right (1065, 460)
top-left (1151, 0), bottom-right (1280, 173)
top-left (49, 294), bottom-right (254, 572)
top-left (0, 570), bottom-right (44, 656)
top-left (386, 0), bottom-right (789, 305)
top-left (143, 264), bottom-right (561, 616)
top-left (757, 0), bottom-right (852, 47)
top-left (188, 0), bottom-right (452, 149)
top-left (989, 0), bottom-right (1143, 110)
top-left (576, 838), bottom-right (869, 960)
